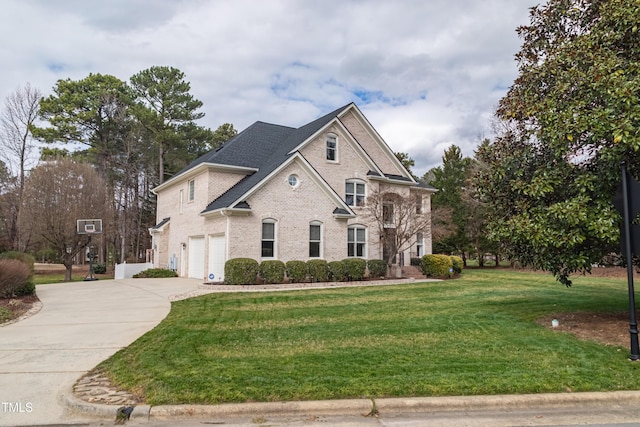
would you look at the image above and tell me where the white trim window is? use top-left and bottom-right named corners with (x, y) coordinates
top-left (261, 219), bottom-right (277, 258)
top-left (309, 222), bottom-right (322, 258)
top-left (188, 179), bottom-right (195, 202)
top-left (416, 232), bottom-right (424, 257)
top-left (347, 225), bottom-right (366, 258)
top-left (326, 133), bottom-right (338, 161)
top-left (345, 180), bottom-right (365, 207)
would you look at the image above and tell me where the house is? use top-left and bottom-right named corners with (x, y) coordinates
top-left (149, 103), bottom-right (436, 281)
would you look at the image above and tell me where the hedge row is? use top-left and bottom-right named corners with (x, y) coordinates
top-left (224, 258), bottom-right (389, 285)
top-left (420, 254), bottom-right (465, 279)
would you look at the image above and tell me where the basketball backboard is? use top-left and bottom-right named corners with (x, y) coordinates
top-left (77, 219), bottom-right (103, 235)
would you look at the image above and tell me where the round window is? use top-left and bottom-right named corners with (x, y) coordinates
top-left (288, 174), bottom-right (299, 187)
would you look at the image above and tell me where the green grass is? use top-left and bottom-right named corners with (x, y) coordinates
top-left (98, 269), bottom-right (640, 405)
top-left (33, 272), bottom-right (113, 284)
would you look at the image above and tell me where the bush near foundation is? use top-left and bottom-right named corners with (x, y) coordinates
top-left (133, 268), bottom-right (178, 278)
top-left (343, 258), bottom-right (366, 281)
top-left (367, 259), bottom-right (388, 279)
top-left (260, 260), bottom-right (286, 284)
top-left (307, 259), bottom-right (329, 282)
top-left (328, 260), bottom-right (348, 282)
top-left (450, 256), bottom-right (464, 274)
top-left (285, 261), bottom-right (308, 283)
top-left (224, 258), bottom-right (259, 285)
top-left (421, 254), bottom-right (453, 279)
top-left (0, 259), bottom-right (33, 298)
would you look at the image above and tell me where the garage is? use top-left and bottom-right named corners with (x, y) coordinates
top-left (188, 237), bottom-right (205, 280)
top-left (208, 235), bottom-right (226, 282)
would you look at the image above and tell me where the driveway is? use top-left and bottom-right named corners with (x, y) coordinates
top-left (0, 277), bottom-right (202, 426)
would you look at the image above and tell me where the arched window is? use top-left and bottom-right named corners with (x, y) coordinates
top-left (347, 225), bottom-right (366, 258)
top-left (309, 221), bottom-right (322, 258)
top-left (261, 219), bottom-right (277, 258)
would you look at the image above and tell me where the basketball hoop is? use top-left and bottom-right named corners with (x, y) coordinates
top-left (77, 219), bottom-right (102, 281)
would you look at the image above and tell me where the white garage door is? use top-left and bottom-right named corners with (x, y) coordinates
top-left (188, 237), bottom-right (205, 280)
top-left (208, 235), bottom-right (226, 282)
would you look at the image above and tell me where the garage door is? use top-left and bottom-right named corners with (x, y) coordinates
top-left (188, 237), bottom-right (205, 280)
top-left (208, 235), bottom-right (225, 282)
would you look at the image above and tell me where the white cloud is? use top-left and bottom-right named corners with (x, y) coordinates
top-left (0, 0), bottom-right (537, 177)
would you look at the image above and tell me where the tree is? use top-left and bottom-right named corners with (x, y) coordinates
top-left (0, 84), bottom-right (42, 251)
top-left (19, 158), bottom-right (109, 281)
top-left (130, 66), bottom-right (210, 182)
top-left (366, 188), bottom-right (431, 272)
top-left (0, 83), bottom-right (41, 194)
top-left (479, 0), bottom-right (639, 285)
top-left (395, 152), bottom-right (417, 180)
top-left (426, 145), bottom-right (472, 261)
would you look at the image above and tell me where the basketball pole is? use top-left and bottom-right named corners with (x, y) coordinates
top-left (84, 233), bottom-right (98, 281)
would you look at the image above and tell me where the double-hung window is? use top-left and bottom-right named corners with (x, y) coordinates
top-left (309, 222), bottom-right (322, 258)
top-left (261, 220), bottom-right (276, 258)
top-left (347, 226), bottom-right (366, 257)
top-left (326, 134), bottom-right (337, 161)
top-left (188, 179), bottom-right (195, 202)
top-left (345, 180), bottom-right (365, 207)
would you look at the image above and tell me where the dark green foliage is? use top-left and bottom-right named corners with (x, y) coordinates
top-left (410, 257), bottom-right (421, 267)
top-left (482, 0), bottom-right (640, 285)
top-left (450, 256), bottom-right (464, 274)
top-left (0, 259), bottom-right (33, 297)
top-left (133, 268), bottom-right (178, 278)
top-left (93, 263), bottom-right (107, 274)
top-left (285, 260), bottom-right (308, 283)
top-left (259, 260), bottom-right (286, 284)
top-left (421, 254), bottom-right (453, 278)
top-left (367, 259), bottom-right (388, 278)
top-left (342, 258), bottom-right (366, 280)
top-left (307, 259), bottom-right (329, 282)
top-left (328, 261), bottom-right (348, 282)
top-left (224, 258), bottom-right (259, 285)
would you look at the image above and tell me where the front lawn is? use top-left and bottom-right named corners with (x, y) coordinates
top-left (98, 269), bottom-right (640, 405)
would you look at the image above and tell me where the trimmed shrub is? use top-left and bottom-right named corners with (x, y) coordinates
top-left (450, 256), bottom-right (464, 274)
top-left (224, 258), bottom-right (259, 285)
top-left (260, 260), bottom-right (286, 284)
top-left (93, 263), bottom-right (107, 274)
top-left (307, 259), bottom-right (329, 282)
top-left (0, 259), bottom-right (33, 298)
top-left (420, 254), bottom-right (454, 278)
top-left (367, 259), bottom-right (388, 279)
top-left (328, 260), bottom-right (348, 282)
top-left (133, 268), bottom-right (178, 278)
top-left (285, 260), bottom-right (308, 283)
top-left (410, 257), bottom-right (422, 267)
top-left (343, 258), bottom-right (366, 281)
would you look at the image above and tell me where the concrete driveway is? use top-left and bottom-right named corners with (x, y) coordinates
top-left (0, 277), bottom-right (202, 426)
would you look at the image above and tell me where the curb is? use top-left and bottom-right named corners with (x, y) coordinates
top-left (61, 390), bottom-right (640, 422)
top-left (60, 390), bottom-right (150, 421)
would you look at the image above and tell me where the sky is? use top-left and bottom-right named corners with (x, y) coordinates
top-left (0, 0), bottom-right (539, 178)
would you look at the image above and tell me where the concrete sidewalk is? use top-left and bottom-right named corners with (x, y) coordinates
top-left (0, 277), bottom-right (202, 426)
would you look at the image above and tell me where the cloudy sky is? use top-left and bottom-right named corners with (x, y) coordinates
top-left (1, 0), bottom-right (538, 177)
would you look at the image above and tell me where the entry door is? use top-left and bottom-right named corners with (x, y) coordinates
top-left (208, 235), bottom-right (226, 282)
top-left (188, 237), bottom-right (205, 280)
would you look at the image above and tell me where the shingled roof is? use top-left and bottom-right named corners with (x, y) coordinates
top-left (188, 103), bottom-right (354, 214)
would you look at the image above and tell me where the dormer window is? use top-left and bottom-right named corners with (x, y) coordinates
top-left (326, 134), bottom-right (337, 161)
